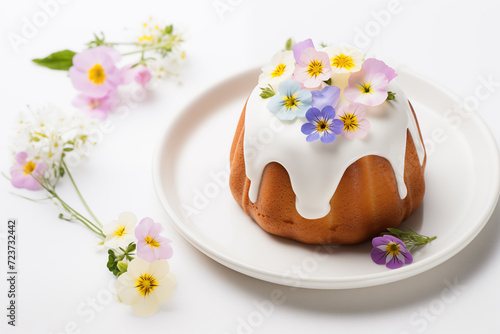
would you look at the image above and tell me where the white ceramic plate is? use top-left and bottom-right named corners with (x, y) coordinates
top-left (152, 68), bottom-right (500, 289)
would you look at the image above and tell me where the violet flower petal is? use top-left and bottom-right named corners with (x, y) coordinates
top-left (305, 107), bottom-right (322, 123)
top-left (331, 119), bottom-right (344, 135)
top-left (311, 86), bottom-right (341, 109)
top-left (386, 255), bottom-right (404, 269)
top-left (370, 247), bottom-right (388, 265)
top-left (293, 38), bottom-right (314, 65)
top-left (320, 131), bottom-right (336, 144)
top-left (306, 132), bottom-right (320, 142)
top-left (301, 122), bottom-right (316, 135)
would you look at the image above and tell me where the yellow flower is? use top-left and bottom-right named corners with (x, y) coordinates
top-left (116, 258), bottom-right (176, 317)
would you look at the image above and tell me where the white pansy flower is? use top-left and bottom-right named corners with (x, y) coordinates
top-left (116, 258), bottom-right (176, 317)
top-left (258, 50), bottom-right (295, 89)
top-left (103, 212), bottom-right (137, 249)
top-left (323, 46), bottom-right (363, 73)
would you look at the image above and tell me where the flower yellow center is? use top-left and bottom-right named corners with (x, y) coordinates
top-left (113, 225), bottom-right (127, 238)
top-left (385, 242), bottom-right (400, 256)
top-left (307, 59), bottom-right (324, 78)
top-left (23, 161), bottom-right (36, 175)
top-left (88, 64), bottom-right (106, 85)
top-left (332, 54), bottom-right (355, 70)
top-left (135, 273), bottom-right (158, 296)
top-left (315, 120), bottom-right (330, 132)
top-left (283, 93), bottom-right (300, 110)
top-left (145, 235), bottom-right (161, 248)
top-left (340, 113), bottom-right (358, 132)
top-left (138, 35), bottom-right (153, 42)
top-left (270, 63), bottom-right (286, 78)
top-left (359, 82), bottom-right (373, 94)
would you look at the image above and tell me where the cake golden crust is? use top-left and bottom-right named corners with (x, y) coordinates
top-left (229, 101), bottom-right (426, 245)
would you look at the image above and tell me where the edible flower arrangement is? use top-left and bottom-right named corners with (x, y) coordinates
top-left (259, 38), bottom-right (437, 268)
top-left (259, 38), bottom-right (396, 143)
top-left (7, 18), bottom-right (185, 317)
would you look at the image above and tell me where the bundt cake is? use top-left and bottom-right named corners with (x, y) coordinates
top-left (229, 39), bottom-right (426, 245)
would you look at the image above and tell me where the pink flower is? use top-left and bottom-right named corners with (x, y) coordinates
top-left (120, 65), bottom-right (152, 87)
top-left (344, 58), bottom-right (397, 106)
top-left (293, 42), bottom-right (332, 89)
top-left (336, 102), bottom-right (371, 139)
top-left (135, 217), bottom-right (173, 263)
top-left (133, 65), bottom-right (152, 87)
top-left (10, 152), bottom-right (46, 190)
top-left (72, 90), bottom-right (118, 120)
top-left (69, 46), bottom-right (122, 98)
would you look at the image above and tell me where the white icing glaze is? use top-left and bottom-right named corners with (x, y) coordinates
top-left (243, 79), bottom-right (425, 220)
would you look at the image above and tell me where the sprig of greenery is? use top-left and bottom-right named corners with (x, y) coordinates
top-left (260, 85), bottom-right (276, 99)
top-left (387, 91), bottom-right (396, 101)
top-left (284, 38), bottom-right (294, 51)
top-left (382, 228), bottom-right (436, 253)
top-left (86, 32), bottom-right (112, 48)
top-left (107, 243), bottom-right (136, 276)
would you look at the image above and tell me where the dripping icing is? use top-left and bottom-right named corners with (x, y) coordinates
top-left (243, 80), bottom-right (425, 220)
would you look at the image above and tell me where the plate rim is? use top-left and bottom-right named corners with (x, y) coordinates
top-left (152, 67), bottom-right (500, 289)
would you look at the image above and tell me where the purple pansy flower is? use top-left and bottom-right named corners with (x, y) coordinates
top-left (311, 85), bottom-right (340, 110)
top-left (371, 235), bottom-right (413, 269)
top-left (135, 217), bottom-right (173, 263)
top-left (301, 106), bottom-right (343, 143)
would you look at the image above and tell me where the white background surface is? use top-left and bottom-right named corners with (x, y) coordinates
top-left (1, 0), bottom-right (499, 333)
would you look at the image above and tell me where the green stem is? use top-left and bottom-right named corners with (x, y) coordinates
top-left (122, 35), bottom-right (180, 56)
top-left (54, 193), bottom-right (104, 237)
top-left (34, 177), bottom-right (105, 238)
top-left (105, 42), bottom-right (138, 46)
top-left (62, 160), bottom-right (102, 227)
top-left (122, 45), bottom-right (166, 56)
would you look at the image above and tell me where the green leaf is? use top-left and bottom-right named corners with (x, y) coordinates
top-left (59, 166), bottom-right (65, 178)
top-left (32, 50), bottom-right (77, 71)
top-left (164, 25), bottom-right (173, 35)
top-left (259, 85), bottom-right (276, 99)
top-left (117, 262), bottom-right (128, 273)
top-left (126, 243), bottom-right (136, 253)
top-left (387, 91), bottom-right (396, 101)
top-left (285, 38), bottom-right (293, 51)
top-left (382, 228), bottom-right (436, 253)
top-left (324, 78), bottom-right (332, 85)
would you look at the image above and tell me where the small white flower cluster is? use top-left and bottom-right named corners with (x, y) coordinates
top-left (147, 49), bottom-right (186, 81)
top-left (12, 105), bottom-right (99, 185)
top-left (135, 18), bottom-right (186, 82)
top-left (136, 18), bottom-right (165, 46)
